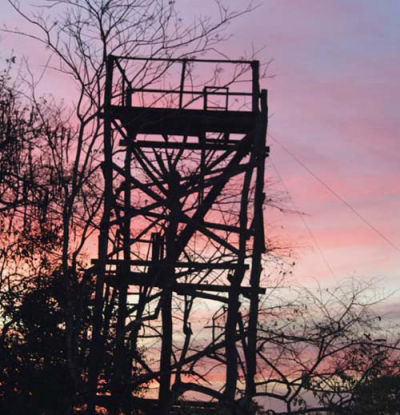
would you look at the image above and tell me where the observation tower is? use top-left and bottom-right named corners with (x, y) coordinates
top-left (88, 55), bottom-right (268, 415)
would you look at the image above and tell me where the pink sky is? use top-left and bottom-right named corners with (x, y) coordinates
top-left (223, 1), bottom-right (400, 292)
top-left (1, 1), bottom-right (399, 307)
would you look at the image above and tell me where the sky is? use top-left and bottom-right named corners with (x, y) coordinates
top-left (224, 1), bottom-right (400, 297)
top-left (1, 0), bottom-right (399, 313)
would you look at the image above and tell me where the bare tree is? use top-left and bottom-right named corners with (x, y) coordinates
top-left (0, 57), bottom-right (67, 308)
top-left (3, 1), bottom-right (256, 412)
top-left (254, 280), bottom-right (400, 414)
top-left (0, 57), bottom-right (91, 415)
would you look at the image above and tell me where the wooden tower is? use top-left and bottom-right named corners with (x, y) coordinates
top-left (88, 55), bottom-right (268, 415)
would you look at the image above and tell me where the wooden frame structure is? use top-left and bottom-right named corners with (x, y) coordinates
top-left (87, 55), bottom-right (269, 415)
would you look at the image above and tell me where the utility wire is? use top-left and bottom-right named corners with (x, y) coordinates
top-left (268, 133), bottom-right (400, 253)
top-left (269, 159), bottom-right (337, 278)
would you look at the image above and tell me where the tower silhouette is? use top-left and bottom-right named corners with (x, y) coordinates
top-left (88, 55), bottom-right (268, 415)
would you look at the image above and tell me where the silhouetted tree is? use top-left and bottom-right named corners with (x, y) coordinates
top-left (0, 273), bottom-right (73, 415)
top-left (254, 281), bottom-right (400, 414)
top-left (0, 61), bottom-right (82, 414)
top-left (3, 1), bottom-right (255, 412)
top-left (352, 374), bottom-right (400, 414)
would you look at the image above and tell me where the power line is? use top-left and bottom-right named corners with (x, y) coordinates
top-left (268, 133), bottom-right (400, 253)
top-left (269, 159), bottom-right (337, 278)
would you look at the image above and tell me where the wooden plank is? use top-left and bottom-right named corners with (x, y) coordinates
top-left (175, 282), bottom-right (265, 296)
top-left (101, 106), bottom-right (256, 135)
top-left (120, 139), bottom-right (240, 151)
top-left (104, 273), bottom-right (265, 296)
top-left (92, 258), bottom-right (247, 270)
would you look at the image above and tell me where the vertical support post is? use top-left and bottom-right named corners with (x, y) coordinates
top-left (246, 89), bottom-right (268, 398)
top-left (158, 169), bottom-right (181, 415)
top-left (121, 76), bottom-right (125, 106)
top-left (251, 61), bottom-right (260, 113)
top-left (126, 84), bottom-right (132, 107)
top-left (179, 60), bottom-right (187, 109)
top-left (224, 136), bottom-right (256, 407)
top-left (111, 142), bottom-right (132, 414)
top-left (87, 55), bottom-right (115, 415)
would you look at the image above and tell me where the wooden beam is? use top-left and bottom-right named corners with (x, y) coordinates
top-left (104, 106), bottom-right (257, 136)
top-left (92, 258), bottom-right (247, 270)
top-left (104, 273), bottom-right (265, 296)
top-left (120, 139), bottom-right (241, 151)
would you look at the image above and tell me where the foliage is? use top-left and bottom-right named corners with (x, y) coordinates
top-left (352, 374), bottom-right (400, 414)
top-left (0, 273), bottom-right (74, 415)
top-left (0, 61), bottom-right (94, 414)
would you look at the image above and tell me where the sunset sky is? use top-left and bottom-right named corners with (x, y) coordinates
top-left (1, 1), bottom-right (399, 313)
top-left (225, 1), bottom-right (400, 303)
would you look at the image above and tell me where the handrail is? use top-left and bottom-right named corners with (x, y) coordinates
top-left (126, 88), bottom-right (252, 97)
top-left (110, 54), bottom-right (257, 65)
top-left (109, 55), bottom-right (259, 111)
